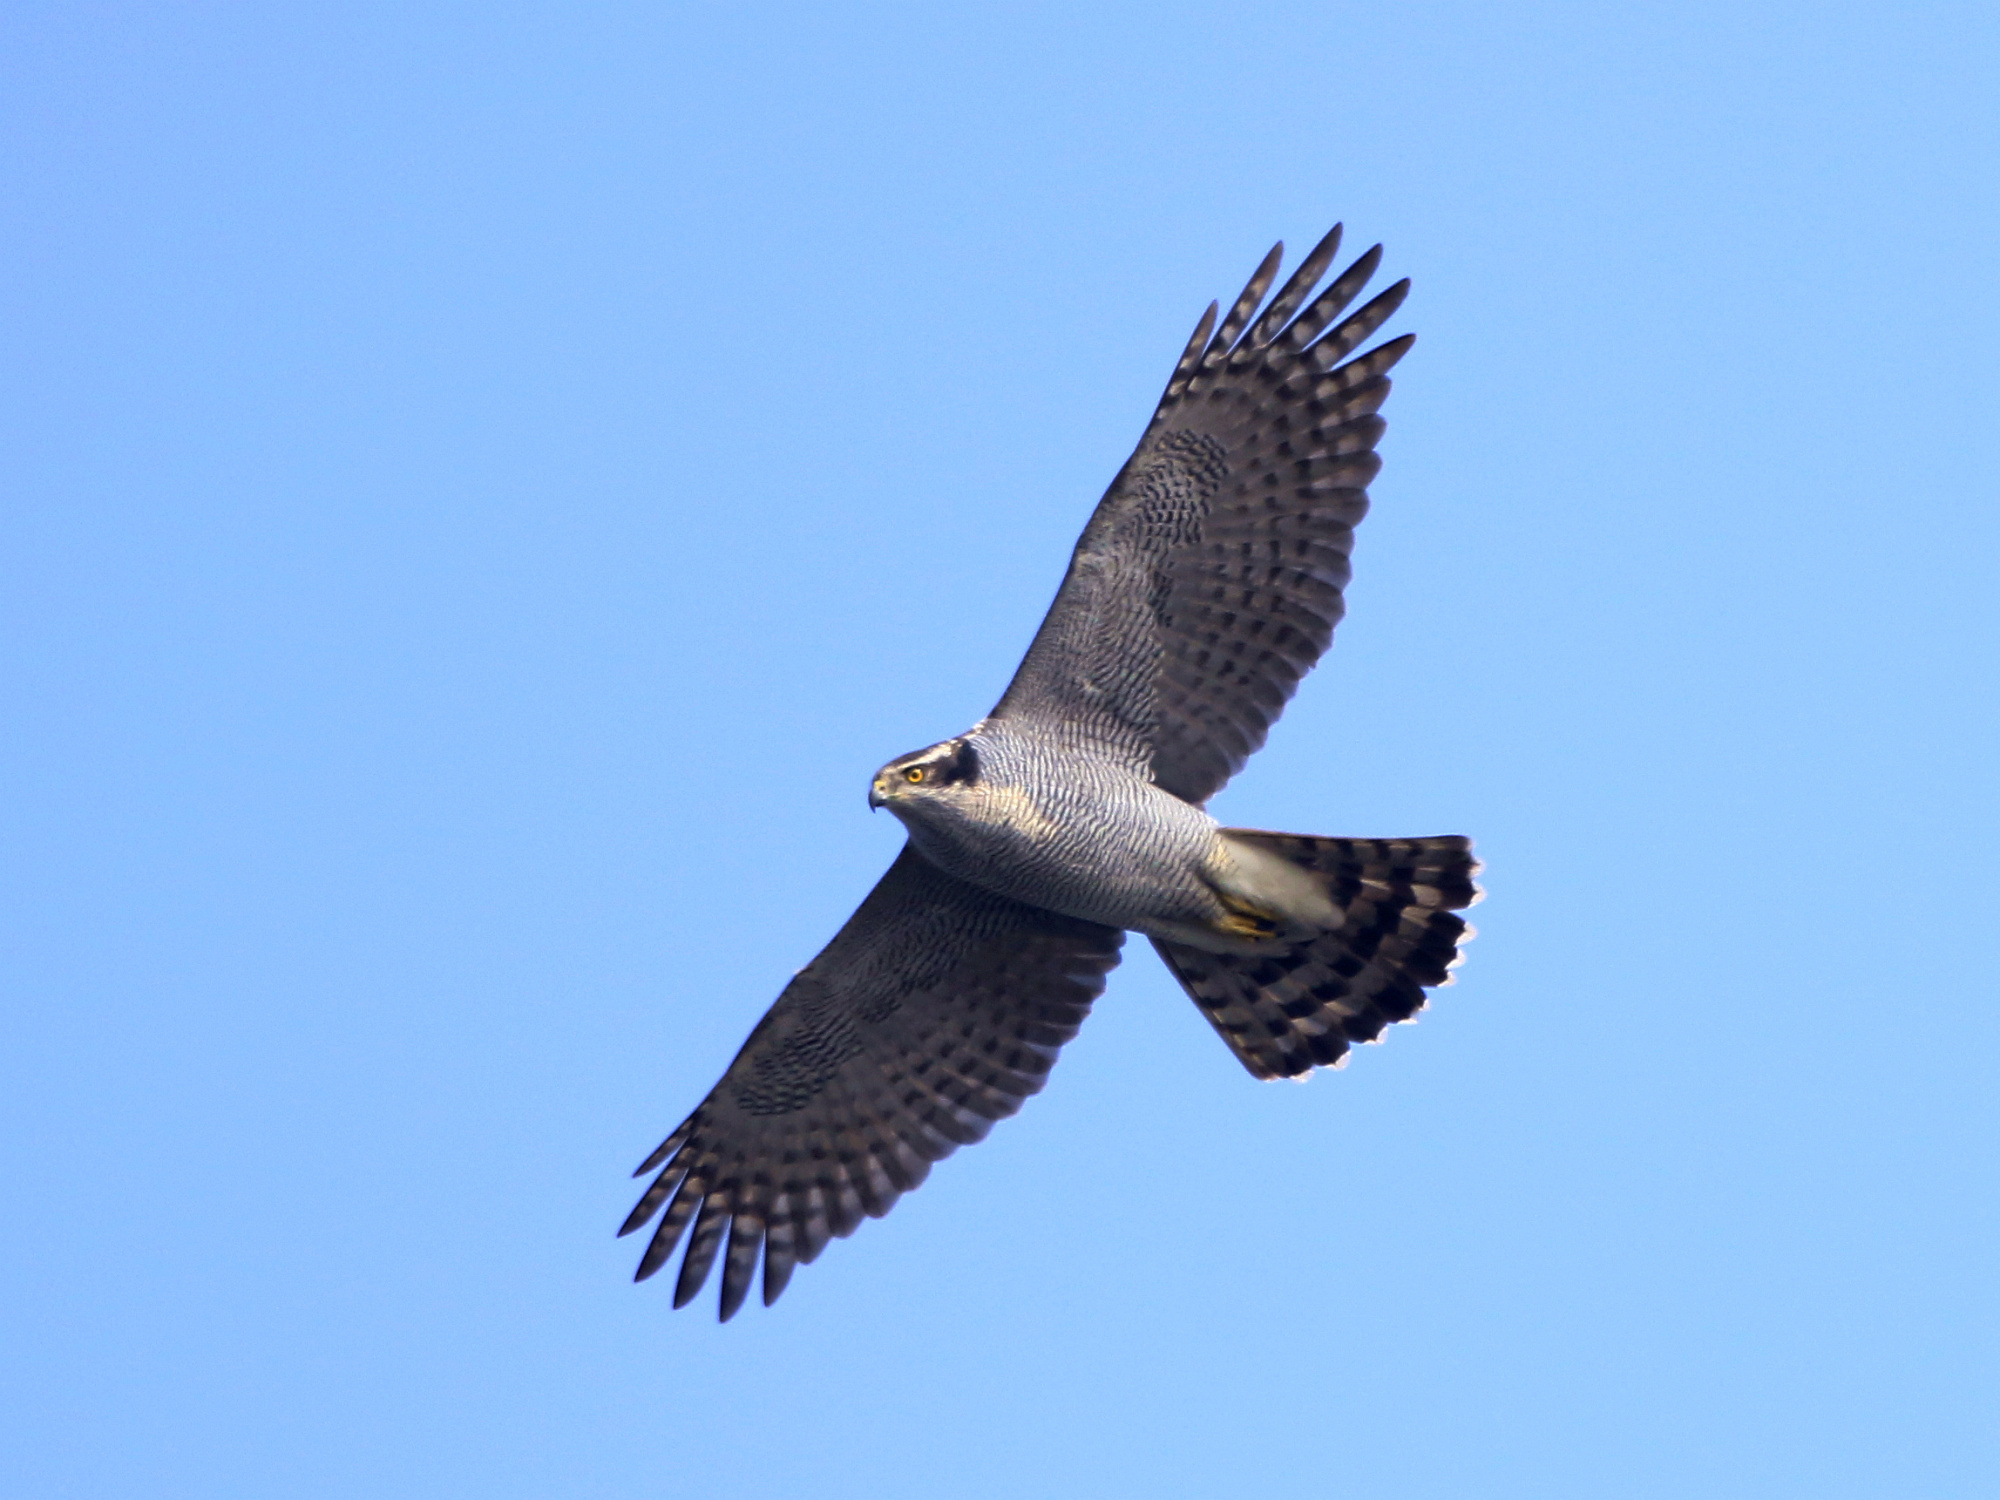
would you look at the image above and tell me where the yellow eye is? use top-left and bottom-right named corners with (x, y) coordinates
top-left (904, 767), bottom-right (925, 783)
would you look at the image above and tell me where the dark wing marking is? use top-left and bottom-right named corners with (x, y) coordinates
top-left (992, 226), bottom-right (1411, 804)
top-left (620, 845), bottom-right (1123, 1319)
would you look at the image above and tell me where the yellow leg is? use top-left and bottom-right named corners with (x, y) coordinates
top-left (1212, 890), bottom-right (1282, 939)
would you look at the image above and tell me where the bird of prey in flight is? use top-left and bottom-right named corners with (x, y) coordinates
top-left (620, 224), bottom-right (1478, 1319)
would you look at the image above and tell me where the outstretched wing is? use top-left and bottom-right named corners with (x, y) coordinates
top-left (992, 225), bottom-right (1411, 805)
top-left (620, 845), bottom-right (1123, 1319)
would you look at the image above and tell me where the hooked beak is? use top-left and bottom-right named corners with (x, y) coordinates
top-left (868, 777), bottom-right (888, 811)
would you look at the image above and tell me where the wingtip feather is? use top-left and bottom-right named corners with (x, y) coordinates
top-left (1245, 223), bottom-right (1345, 350)
top-left (1209, 241), bottom-right (1285, 358)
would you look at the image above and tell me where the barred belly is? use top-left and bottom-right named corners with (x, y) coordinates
top-left (896, 727), bottom-right (1229, 935)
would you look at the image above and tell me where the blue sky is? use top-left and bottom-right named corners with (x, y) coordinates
top-left (4, 3), bottom-right (1996, 1496)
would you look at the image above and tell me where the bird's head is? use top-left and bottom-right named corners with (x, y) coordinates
top-left (869, 737), bottom-right (981, 815)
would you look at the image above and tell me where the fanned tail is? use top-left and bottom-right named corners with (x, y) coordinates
top-left (1154, 833), bottom-right (1479, 1080)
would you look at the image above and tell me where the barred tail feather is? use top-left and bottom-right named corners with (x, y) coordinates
top-left (1155, 833), bottom-right (1479, 1080)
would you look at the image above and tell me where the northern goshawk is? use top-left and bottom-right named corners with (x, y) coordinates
top-left (620, 225), bottom-right (1479, 1318)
